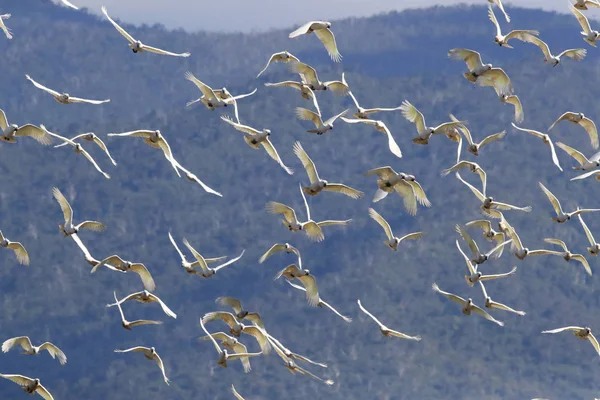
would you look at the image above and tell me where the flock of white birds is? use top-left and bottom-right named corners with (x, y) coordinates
top-left (3, 0), bottom-right (600, 399)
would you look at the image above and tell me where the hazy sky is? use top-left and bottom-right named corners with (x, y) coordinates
top-left (63, 0), bottom-right (594, 32)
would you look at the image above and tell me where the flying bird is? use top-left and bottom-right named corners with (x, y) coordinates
top-left (465, 220), bottom-right (507, 250)
top-left (2, 336), bottom-right (67, 365)
top-left (111, 291), bottom-right (163, 330)
top-left (343, 73), bottom-right (401, 119)
top-left (275, 264), bottom-right (320, 307)
top-left (0, 109), bottom-right (52, 145)
top-left (451, 113), bottom-right (506, 157)
top-left (171, 159), bottom-right (223, 197)
top-left (341, 117), bottom-right (403, 158)
top-left (441, 160), bottom-right (488, 197)
top-left (478, 281), bottom-right (526, 316)
top-left (498, 93), bottom-right (525, 123)
top-left (488, 6), bottom-right (539, 48)
top-left (220, 115), bottom-right (293, 175)
top-left (368, 208), bottom-right (424, 251)
top-left (555, 142), bottom-right (600, 170)
top-left (286, 281), bottom-right (352, 323)
top-left (102, 6), bottom-right (190, 56)
top-left (0, 230), bottom-right (29, 265)
top-left (573, 0), bottom-right (600, 9)
top-left (184, 72), bottom-right (256, 122)
top-left (114, 346), bottom-right (170, 385)
top-left (542, 326), bottom-right (600, 356)
top-left (570, 4), bottom-right (600, 47)
top-left (266, 185), bottom-right (351, 242)
top-left (91, 256), bottom-right (156, 291)
top-left (25, 75), bottom-right (110, 105)
top-left (578, 214), bottom-right (600, 256)
top-left (107, 290), bottom-right (177, 319)
top-left (365, 166), bottom-right (431, 214)
top-left (201, 312), bottom-right (271, 353)
top-left (448, 48), bottom-right (493, 82)
top-left (293, 141), bottom-right (363, 199)
top-left (548, 111), bottom-right (598, 149)
top-left (258, 243), bottom-right (302, 268)
top-left (541, 238), bottom-right (592, 276)
top-left (168, 232), bottom-right (228, 271)
top-left (198, 332), bottom-right (255, 373)
top-left (53, 132), bottom-right (117, 166)
top-left (456, 172), bottom-right (532, 219)
top-left (52, 187), bottom-right (105, 237)
top-left (0, 374), bottom-right (54, 400)
top-left (289, 21), bottom-right (342, 62)
top-left (511, 123), bottom-right (562, 171)
top-left (474, 68), bottom-right (514, 96)
top-left (106, 129), bottom-right (180, 177)
top-left (432, 283), bottom-right (504, 326)
top-left (527, 37), bottom-right (586, 66)
top-left (538, 182), bottom-right (600, 223)
top-left (400, 100), bottom-right (466, 145)
top-left (215, 297), bottom-right (261, 321)
top-left (289, 62), bottom-right (349, 94)
top-left (502, 217), bottom-right (559, 260)
top-left (455, 225), bottom-right (512, 265)
top-left (45, 127), bottom-right (110, 179)
top-left (263, 80), bottom-right (315, 100)
top-left (0, 13), bottom-right (12, 39)
top-left (295, 94), bottom-right (348, 135)
top-left (256, 51), bottom-right (300, 78)
top-left (456, 239), bottom-right (516, 286)
top-left (181, 238), bottom-right (245, 278)
top-left (357, 299), bottom-right (421, 340)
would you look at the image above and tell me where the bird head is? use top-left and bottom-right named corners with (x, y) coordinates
top-left (326, 22), bottom-right (332, 28)
top-left (585, 327), bottom-right (592, 335)
top-left (150, 347), bottom-right (156, 353)
top-left (476, 272), bottom-right (483, 278)
top-left (485, 64), bottom-right (492, 70)
top-left (264, 129), bottom-right (271, 136)
top-left (321, 180), bottom-right (328, 187)
top-left (142, 290), bottom-right (150, 296)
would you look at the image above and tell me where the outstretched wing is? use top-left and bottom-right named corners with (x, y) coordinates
top-left (101, 6), bottom-right (136, 43)
top-left (25, 74), bottom-right (61, 97)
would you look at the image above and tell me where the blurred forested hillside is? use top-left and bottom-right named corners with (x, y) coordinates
top-left (1, 0), bottom-right (600, 399)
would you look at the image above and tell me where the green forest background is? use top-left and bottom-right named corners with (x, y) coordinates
top-left (1, 0), bottom-right (600, 399)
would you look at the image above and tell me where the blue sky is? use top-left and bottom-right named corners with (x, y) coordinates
top-left (62, 0), bottom-right (594, 32)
